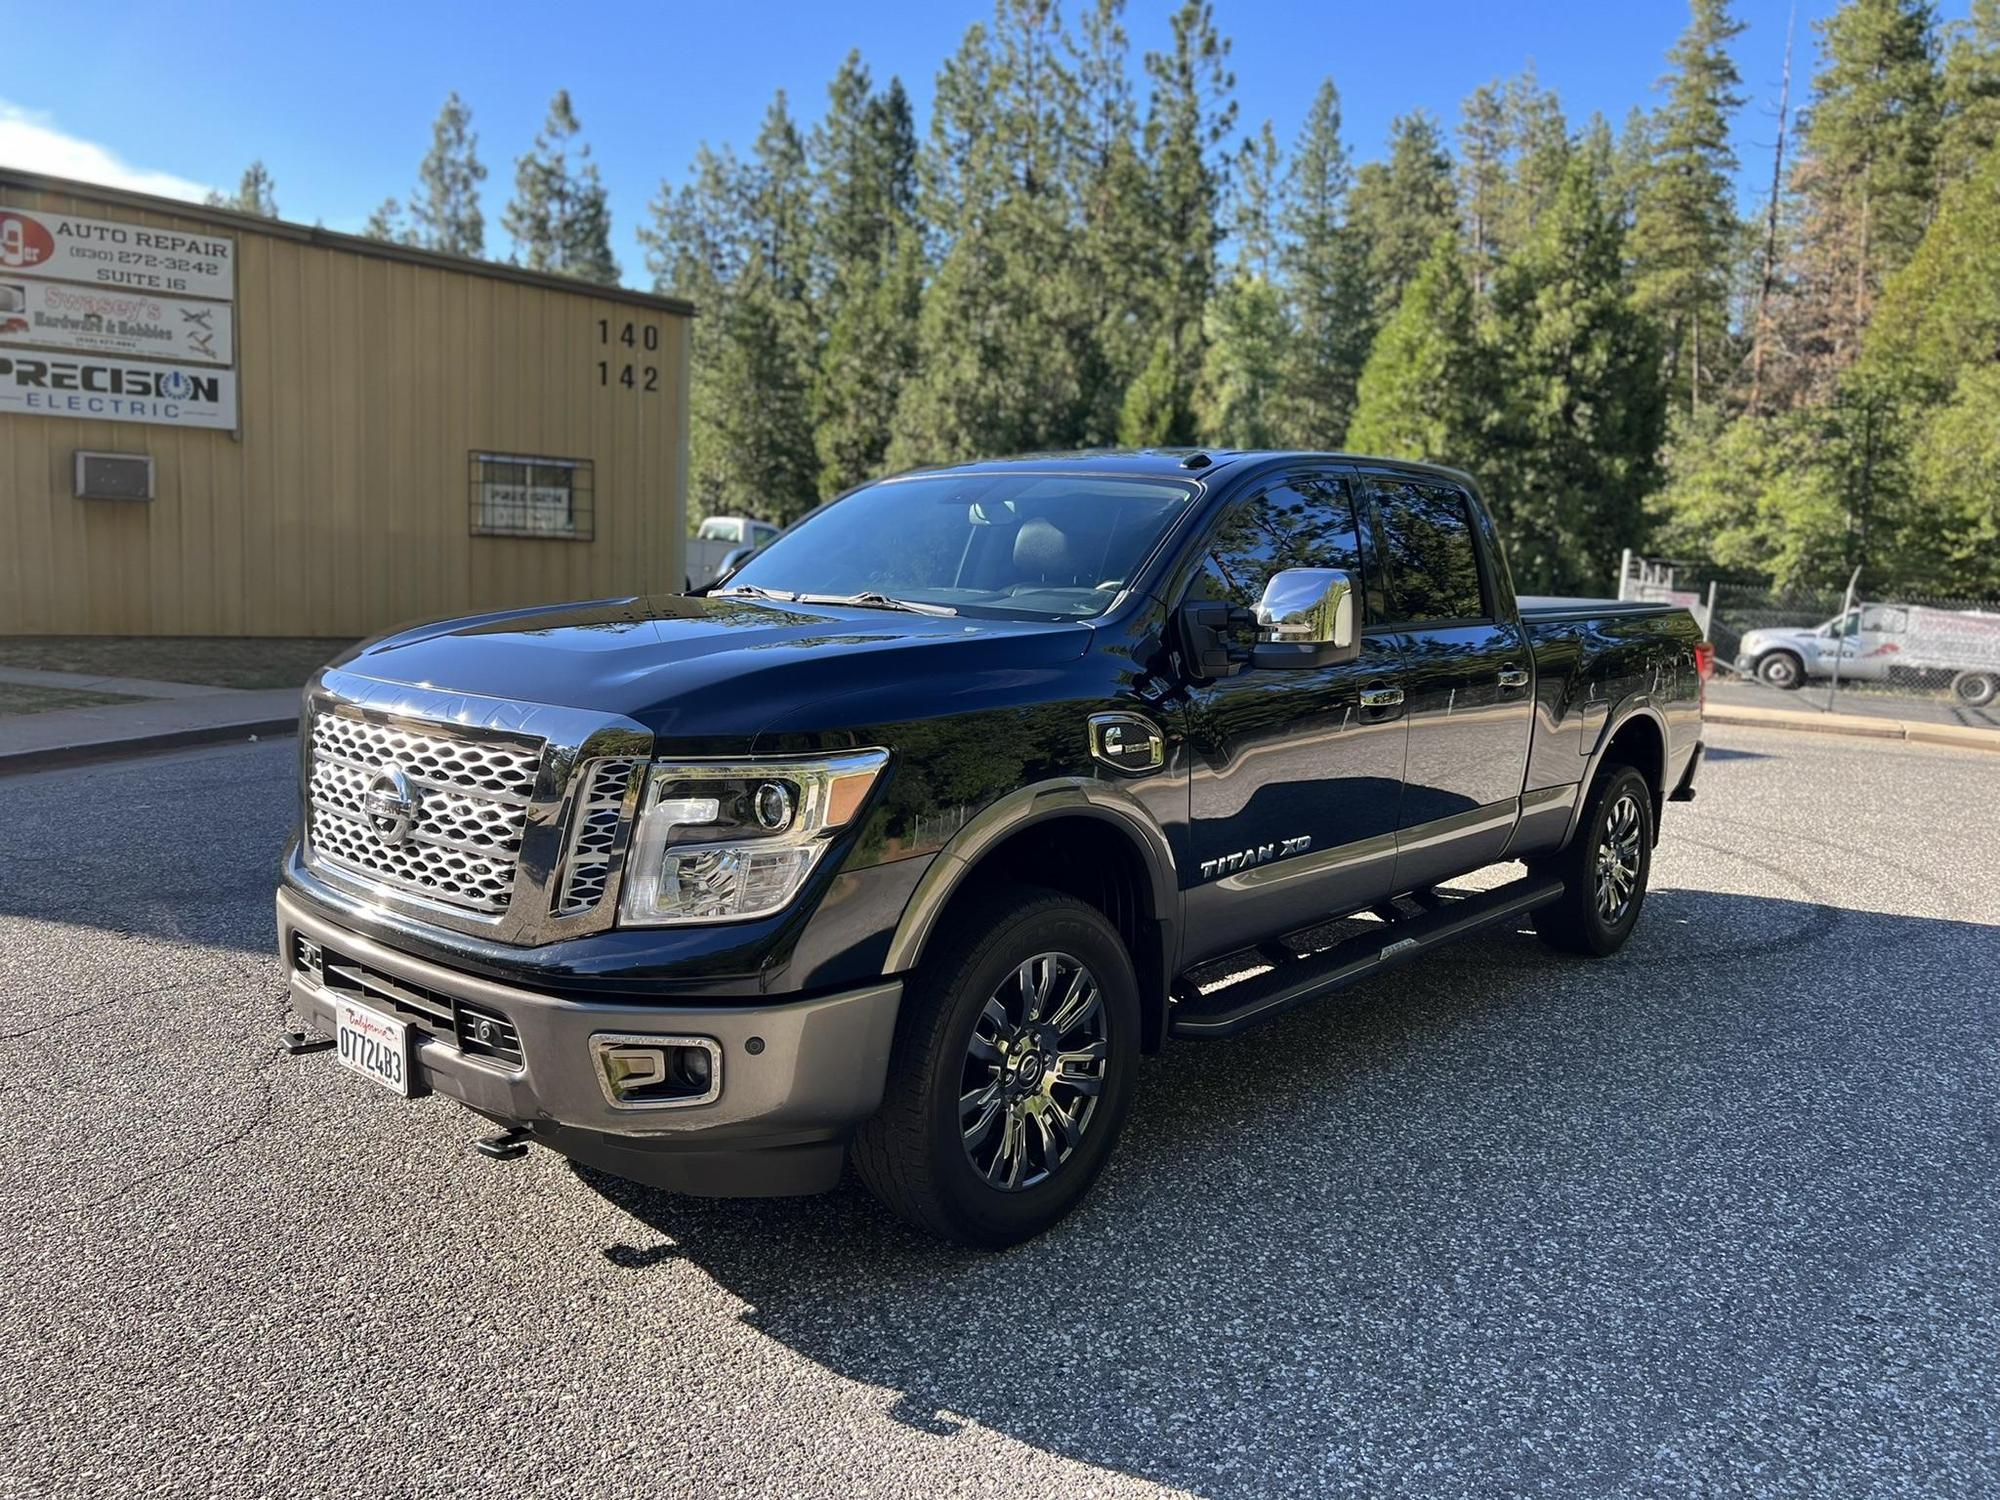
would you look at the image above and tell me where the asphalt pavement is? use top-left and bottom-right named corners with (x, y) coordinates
top-left (2, 728), bottom-right (1997, 1498)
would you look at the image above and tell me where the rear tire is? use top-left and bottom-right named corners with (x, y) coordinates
top-left (852, 887), bottom-right (1140, 1248)
top-left (1530, 764), bottom-right (1655, 957)
top-left (1951, 670), bottom-right (1998, 708)
top-left (1757, 652), bottom-right (1805, 689)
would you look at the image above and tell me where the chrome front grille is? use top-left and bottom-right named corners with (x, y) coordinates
top-left (553, 758), bottom-right (642, 916)
top-left (307, 710), bottom-right (542, 915)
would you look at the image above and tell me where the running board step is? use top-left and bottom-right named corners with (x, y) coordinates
top-left (1168, 873), bottom-right (1565, 1040)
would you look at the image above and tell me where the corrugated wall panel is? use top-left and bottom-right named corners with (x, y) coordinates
top-left (0, 179), bottom-right (691, 637)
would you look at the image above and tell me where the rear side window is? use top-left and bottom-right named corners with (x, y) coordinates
top-left (1372, 479), bottom-right (1486, 623)
top-left (1193, 476), bottom-right (1364, 614)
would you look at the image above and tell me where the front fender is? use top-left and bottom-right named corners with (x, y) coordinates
top-left (880, 777), bottom-right (1180, 978)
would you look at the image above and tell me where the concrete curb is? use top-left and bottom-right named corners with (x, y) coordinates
top-left (0, 717), bottom-right (298, 777)
top-left (1704, 703), bottom-right (2000, 753)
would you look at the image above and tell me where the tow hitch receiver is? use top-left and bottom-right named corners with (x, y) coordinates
top-left (279, 1026), bottom-right (334, 1056)
top-left (475, 1127), bottom-right (532, 1161)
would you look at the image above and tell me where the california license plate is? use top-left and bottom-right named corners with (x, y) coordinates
top-left (334, 999), bottom-right (412, 1097)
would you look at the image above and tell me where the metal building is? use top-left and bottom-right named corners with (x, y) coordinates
top-left (1, 168), bottom-right (692, 637)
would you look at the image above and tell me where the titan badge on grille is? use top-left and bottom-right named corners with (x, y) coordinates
top-left (306, 712), bottom-right (542, 914)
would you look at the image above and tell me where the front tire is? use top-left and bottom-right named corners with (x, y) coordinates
top-left (1531, 764), bottom-right (1655, 957)
top-left (1757, 652), bottom-right (1805, 689)
top-left (852, 887), bottom-right (1140, 1248)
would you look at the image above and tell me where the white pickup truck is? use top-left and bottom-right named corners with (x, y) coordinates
top-left (684, 515), bottom-right (779, 591)
top-left (1737, 602), bottom-right (2000, 706)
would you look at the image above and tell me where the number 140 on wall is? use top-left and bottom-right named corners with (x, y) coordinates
top-left (597, 318), bottom-right (661, 393)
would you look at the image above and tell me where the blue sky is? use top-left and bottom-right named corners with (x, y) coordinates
top-left (0, 0), bottom-right (1971, 286)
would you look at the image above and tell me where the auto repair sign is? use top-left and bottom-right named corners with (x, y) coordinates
top-left (0, 279), bottom-right (233, 365)
top-left (0, 351), bottom-right (237, 430)
top-left (0, 205), bottom-right (234, 300)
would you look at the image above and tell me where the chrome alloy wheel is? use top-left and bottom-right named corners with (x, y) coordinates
top-left (959, 952), bottom-right (1109, 1191)
top-left (1594, 790), bottom-right (1644, 924)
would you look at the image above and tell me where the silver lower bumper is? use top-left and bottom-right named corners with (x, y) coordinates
top-left (277, 890), bottom-right (902, 1191)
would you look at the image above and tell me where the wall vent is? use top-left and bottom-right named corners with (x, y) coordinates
top-left (74, 452), bottom-right (155, 502)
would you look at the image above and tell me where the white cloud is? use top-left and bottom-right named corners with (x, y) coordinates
top-left (0, 101), bottom-right (212, 201)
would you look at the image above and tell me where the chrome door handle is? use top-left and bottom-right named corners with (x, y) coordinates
top-left (1359, 686), bottom-right (1404, 709)
top-left (1497, 667), bottom-right (1530, 689)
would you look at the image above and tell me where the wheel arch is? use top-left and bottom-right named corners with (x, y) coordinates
top-left (1567, 703), bottom-right (1671, 848)
top-left (883, 780), bottom-right (1179, 1053)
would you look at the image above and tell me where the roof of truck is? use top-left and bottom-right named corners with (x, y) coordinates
top-left (899, 449), bottom-right (1483, 491)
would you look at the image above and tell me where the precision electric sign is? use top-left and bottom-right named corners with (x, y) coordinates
top-left (0, 201), bottom-right (239, 430)
top-left (0, 352), bottom-right (237, 430)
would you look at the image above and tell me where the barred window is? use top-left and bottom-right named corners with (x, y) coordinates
top-left (469, 452), bottom-right (594, 540)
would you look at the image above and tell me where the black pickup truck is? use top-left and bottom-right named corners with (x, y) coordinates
top-left (279, 450), bottom-right (1704, 1246)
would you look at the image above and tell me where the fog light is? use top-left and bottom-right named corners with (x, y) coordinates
top-left (591, 1034), bottom-right (722, 1109)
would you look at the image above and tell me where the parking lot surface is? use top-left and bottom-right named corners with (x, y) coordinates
top-left (2, 727), bottom-right (1997, 1498)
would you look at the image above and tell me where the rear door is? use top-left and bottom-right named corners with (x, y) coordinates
top-left (1178, 469), bottom-right (1409, 963)
top-left (1363, 473), bottom-right (1534, 891)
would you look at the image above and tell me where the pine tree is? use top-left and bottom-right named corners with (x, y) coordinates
top-left (1630, 0), bottom-right (1746, 414)
top-left (1938, 0), bottom-right (2000, 183)
top-left (1195, 272), bottom-right (1289, 446)
top-left (1070, 0), bottom-right (1155, 439)
top-left (1457, 82), bottom-right (1509, 295)
top-left (1230, 121), bottom-right (1283, 281)
top-left (1500, 67), bottom-right (1572, 252)
top-left (1488, 144), bottom-right (1667, 592)
top-left (810, 57), bottom-right (923, 493)
top-left (1777, 0), bottom-right (1942, 396)
top-left (643, 144), bottom-right (751, 521)
top-left (729, 94), bottom-right (821, 519)
top-left (207, 162), bottom-right (279, 218)
top-left (1346, 233), bottom-right (1493, 462)
top-left (1276, 79), bottom-right (1369, 445)
top-left (364, 199), bottom-right (407, 242)
top-left (408, 92), bottom-right (487, 257)
top-left (891, 5), bottom-right (1092, 465)
top-left (1347, 111), bottom-right (1457, 324)
top-left (1119, 0), bottom-right (1236, 446)
top-left (1848, 134), bottom-right (2000, 585)
top-left (503, 90), bottom-right (620, 284)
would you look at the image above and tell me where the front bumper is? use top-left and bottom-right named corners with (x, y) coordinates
top-left (277, 889), bottom-right (902, 1195)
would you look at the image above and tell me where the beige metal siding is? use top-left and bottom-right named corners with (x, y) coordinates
top-left (0, 179), bottom-right (689, 637)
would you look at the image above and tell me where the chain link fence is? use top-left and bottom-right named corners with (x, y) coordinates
top-left (1705, 581), bottom-right (2000, 730)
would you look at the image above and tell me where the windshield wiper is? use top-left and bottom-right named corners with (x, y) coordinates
top-left (711, 584), bottom-right (796, 602)
top-left (791, 591), bottom-right (957, 617)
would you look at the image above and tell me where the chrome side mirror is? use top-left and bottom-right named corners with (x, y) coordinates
top-left (1250, 568), bottom-right (1359, 667)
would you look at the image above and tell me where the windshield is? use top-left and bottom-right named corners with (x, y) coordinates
top-left (718, 472), bottom-right (1199, 618)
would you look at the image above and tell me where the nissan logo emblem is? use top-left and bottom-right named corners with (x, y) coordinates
top-left (362, 766), bottom-right (420, 846)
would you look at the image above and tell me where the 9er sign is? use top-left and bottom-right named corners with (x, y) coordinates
top-left (0, 211), bottom-right (56, 271)
top-left (0, 206), bottom-right (235, 299)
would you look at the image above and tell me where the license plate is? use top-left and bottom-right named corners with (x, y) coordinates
top-left (334, 999), bottom-right (413, 1097)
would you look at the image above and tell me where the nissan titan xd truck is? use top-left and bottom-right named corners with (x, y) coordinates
top-left (279, 450), bottom-right (1705, 1247)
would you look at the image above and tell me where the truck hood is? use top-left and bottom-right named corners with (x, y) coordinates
top-left (328, 594), bottom-right (1093, 739)
top-left (1739, 626), bottom-right (1817, 653)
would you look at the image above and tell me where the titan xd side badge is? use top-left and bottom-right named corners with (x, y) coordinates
top-left (1087, 712), bottom-right (1165, 775)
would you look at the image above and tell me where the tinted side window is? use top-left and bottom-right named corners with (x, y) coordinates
top-left (1193, 477), bottom-right (1364, 613)
top-left (1373, 479), bottom-right (1486, 623)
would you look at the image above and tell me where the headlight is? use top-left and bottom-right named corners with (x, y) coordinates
top-left (617, 749), bottom-right (889, 925)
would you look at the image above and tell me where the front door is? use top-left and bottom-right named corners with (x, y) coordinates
top-left (1179, 470), bottom-right (1409, 964)
top-left (1362, 472), bottom-right (1535, 891)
